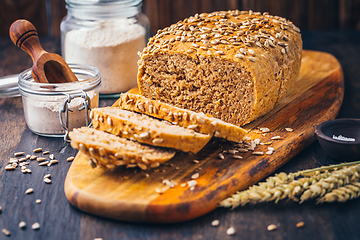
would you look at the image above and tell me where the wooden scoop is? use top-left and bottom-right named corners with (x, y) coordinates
top-left (9, 19), bottom-right (78, 83)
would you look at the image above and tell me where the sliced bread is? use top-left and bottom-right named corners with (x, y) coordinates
top-left (69, 127), bottom-right (176, 170)
top-left (91, 107), bottom-right (211, 153)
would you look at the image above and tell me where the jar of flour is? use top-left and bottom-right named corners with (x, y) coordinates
top-left (61, 0), bottom-right (149, 95)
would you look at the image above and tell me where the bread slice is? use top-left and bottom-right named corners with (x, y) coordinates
top-left (137, 10), bottom-right (302, 126)
top-left (91, 107), bottom-right (211, 153)
top-left (118, 93), bottom-right (247, 142)
top-left (69, 127), bottom-right (176, 170)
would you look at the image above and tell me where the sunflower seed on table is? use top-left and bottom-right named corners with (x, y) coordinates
top-left (267, 224), bottom-right (277, 231)
top-left (211, 220), bottom-right (220, 227)
top-left (2, 229), bottom-right (10, 236)
top-left (33, 148), bottom-right (42, 153)
top-left (19, 221), bottom-right (26, 229)
top-left (25, 188), bottom-right (33, 194)
top-left (31, 222), bottom-right (40, 230)
top-left (226, 227), bottom-right (236, 235)
top-left (14, 152), bottom-right (24, 157)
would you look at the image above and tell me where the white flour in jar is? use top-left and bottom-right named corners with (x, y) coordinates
top-left (64, 19), bottom-right (146, 94)
top-left (23, 93), bottom-right (98, 136)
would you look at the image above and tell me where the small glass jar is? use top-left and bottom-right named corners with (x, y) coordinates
top-left (18, 64), bottom-right (101, 138)
top-left (60, 0), bottom-right (149, 96)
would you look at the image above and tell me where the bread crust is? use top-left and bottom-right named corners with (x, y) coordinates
top-left (137, 10), bottom-right (302, 126)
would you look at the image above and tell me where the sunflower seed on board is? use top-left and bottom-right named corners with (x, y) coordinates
top-left (36, 199), bottom-right (41, 204)
top-left (44, 174), bottom-right (51, 179)
top-left (66, 156), bottom-right (75, 162)
top-left (42, 151), bottom-right (50, 155)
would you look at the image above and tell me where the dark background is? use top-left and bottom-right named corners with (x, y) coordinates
top-left (1, 0), bottom-right (360, 37)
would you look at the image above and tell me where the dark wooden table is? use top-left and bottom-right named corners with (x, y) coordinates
top-left (0, 32), bottom-right (360, 240)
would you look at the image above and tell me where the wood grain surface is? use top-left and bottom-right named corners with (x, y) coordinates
top-left (64, 50), bottom-right (343, 223)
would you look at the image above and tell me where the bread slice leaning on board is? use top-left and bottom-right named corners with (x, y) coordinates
top-left (91, 107), bottom-right (212, 154)
top-left (118, 92), bottom-right (248, 142)
top-left (69, 127), bottom-right (176, 170)
top-left (137, 10), bottom-right (302, 127)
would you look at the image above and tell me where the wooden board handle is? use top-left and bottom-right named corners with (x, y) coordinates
top-left (9, 19), bottom-right (45, 63)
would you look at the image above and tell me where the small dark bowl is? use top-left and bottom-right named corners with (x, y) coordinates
top-left (315, 118), bottom-right (360, 161)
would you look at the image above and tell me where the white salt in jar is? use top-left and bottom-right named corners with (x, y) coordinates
top-left (61, 0), bottom-right (149, 96)
top-left (18, 64), bottom-right (100, 138)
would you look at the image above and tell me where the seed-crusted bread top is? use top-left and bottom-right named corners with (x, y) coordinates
top-left (91, 107), bottom-right (211, 153)
top-left (118, 92), bottom-right (248, 142)
top-left (137, 10), bottom-right (302, 126)
top-left (69, 127), bottom-right (176, 170)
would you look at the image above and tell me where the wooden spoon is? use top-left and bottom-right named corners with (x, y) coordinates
top-left (9, 19), bottom-right (78, 83)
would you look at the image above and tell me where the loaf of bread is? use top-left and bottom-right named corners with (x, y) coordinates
top-left (137, 10), bottom-right (302, 126)
top-left (91, 107), bottom-right (211, 153)
top-left (118, 92), bottom-right (248, 142)
top-left (69, 127), bottom-right (176, 170)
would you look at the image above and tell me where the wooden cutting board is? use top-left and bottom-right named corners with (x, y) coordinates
top-left (64, 50), bottom-right (344, 223)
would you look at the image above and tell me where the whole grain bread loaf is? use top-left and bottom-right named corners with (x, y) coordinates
top-left (137, 10), bottom-right (302, 126)
top-left (91, 107), bottom-right (211, 153)
top-left (118, 92), bottom-right (248, 142)
top-left (69, 127), bottom-right (176, 170)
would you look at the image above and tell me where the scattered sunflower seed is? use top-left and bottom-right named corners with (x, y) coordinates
top-left (36, 199), bottom-right (42, 204)
top-left (43, 151), bottom-right (50, 155)
top-left (37, 157), bottom-right (46, 162)
top-left (5, 165), bottom-right (15, 170)
top-left (49, 154), bottom-right (54, 160)
top-left (49, 160), bottom-right (58, 165)
top-left (285, 128), bottom-right (294, 132)
top-left (44, 174), bottom-right (51, 179)
top-left (296, 221), bottom-right (305, 228)
top-left (211, 220), bottom-right (220, 227)
top-left (31, 222), bottom-right (40, 230)
top-left (19, 221), bottom-right (26, 229)
top-left (33, 148), bottom-right (42, 153)
top-left (39, 161), bottom-right (49, 166)
top-left (226, 227), bottom-right (236, 235)
top-left (2, 229), bottom-right (10, 236)
top-left (67, 156), bottom-right (75, 162)
top-left (14, 152), bottom-right (24, 157)
top-left (25, 188), bottom-right (33, 194)
top-left (44, 178), bottom-right (52, 184)
top-left (30, 155), bottom-right (37, 160)
top-left (267, 224), bottom-right (277, 231)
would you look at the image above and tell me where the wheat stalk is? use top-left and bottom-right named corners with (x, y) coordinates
top-left (220, 162), bottom-right (360, 208)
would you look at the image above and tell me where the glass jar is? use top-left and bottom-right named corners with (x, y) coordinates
top-left (60, 0), bottom-right (149, 96)
top-left (18, 64), bottom-right (101, 138)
